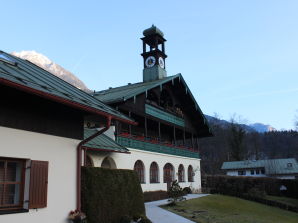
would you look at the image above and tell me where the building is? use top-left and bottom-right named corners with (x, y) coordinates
top-left (0, 51), bottom-right (134, 222)
top-left (221, 158), bottom-right (298, 179)
top-left (88, 25), bottom-right (212, 192)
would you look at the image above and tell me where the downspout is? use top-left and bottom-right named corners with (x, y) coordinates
top-left (76, 115), bottom-right (112, 211)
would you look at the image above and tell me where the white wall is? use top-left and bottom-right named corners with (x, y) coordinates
top-left (226, 170), bottom-right (266, 177)
top-left (89, 148), bottom-right (201, 192)
top-left (0, 126), bottom-right (78, 223)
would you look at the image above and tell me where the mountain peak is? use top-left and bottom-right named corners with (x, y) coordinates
top-left (11, 50), bottom-right (90, 92)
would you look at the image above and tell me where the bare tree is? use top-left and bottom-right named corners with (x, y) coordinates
top-left (228, 115), bottom-right (247, 161)
top-left (295, 110), bottom-right (298, 131)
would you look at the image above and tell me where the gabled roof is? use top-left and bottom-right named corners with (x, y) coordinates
top-left (94, 74), bottom-right (178, 104)
top-left (0, 50), bottom-right (135, 125)
top-left (93, 73), bottom-right (212, 136)
top-left (221, 158), bottom-right (298, 175)
top-left (83, 129), bottom-right (128, 153)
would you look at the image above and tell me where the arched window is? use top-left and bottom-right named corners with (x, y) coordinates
top-left (178, 164), bottom-right (185, 182)
top-left (188, 165), bottom-right (194, 182)
top-left (134, 160), bottom-right (145, 183)
top-left (101, 157), bottom-right (117, 169)
top-left (86, 155), bottom-right (94, 167)
top-left (150, 162), bottom-right (159, 183)
top-left (163, 163), bottom-right (174, 183)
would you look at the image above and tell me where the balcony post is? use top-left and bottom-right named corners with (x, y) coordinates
top-left (129, 111), bottom-right (132, 135)
top-left (191, 133), bottom-right (194, 151)
top-left (173, 126), bottom-right (176, 145)
top-left (145, 117), bottom-right (148, 138)
top-left (158, 122), bottom-right (161, 141)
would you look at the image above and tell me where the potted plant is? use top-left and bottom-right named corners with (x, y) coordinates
top-left (68, 210), bottom-right (87, 223)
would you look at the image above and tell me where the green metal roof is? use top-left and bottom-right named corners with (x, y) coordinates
top-left (93, 73), bottom-right (212, 137)
top-left (221, 158), bottom-right (298, 175)
top-left (0, 50), bottom-right (134, 124)
top-left (94, 75), bottom-right (177, 103)
top-left (143, 25), bottom-right (164, 37)
top-left (83, 129), bottom-right (128, 153)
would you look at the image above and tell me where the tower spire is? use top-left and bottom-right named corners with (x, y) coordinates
top-left (141, 25), bottom-right (167, 82)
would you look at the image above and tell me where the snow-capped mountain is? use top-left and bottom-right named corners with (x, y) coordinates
top-left (205, 115), bottom-right (276, 133)
top-left (249, 123), bottom-right (276, 133)
top-left (11, 51), bottom-right (90, 92)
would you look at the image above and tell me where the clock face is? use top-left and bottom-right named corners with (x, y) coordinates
top-left (158, 57), bottom-right (165, 69)
top-left (145, 56), bottom-right (156, 68)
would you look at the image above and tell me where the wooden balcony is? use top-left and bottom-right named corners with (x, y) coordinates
top-left (145, 104), bottom-right (185, 127)
top-left (116, 133), bottom-right (199, 159)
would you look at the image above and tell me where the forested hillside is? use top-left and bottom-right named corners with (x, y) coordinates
top-left (199, 117), bottom-right (298, 175)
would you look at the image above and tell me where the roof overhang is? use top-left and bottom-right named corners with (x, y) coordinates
top-left (0, 77), bottom-right (137, 126)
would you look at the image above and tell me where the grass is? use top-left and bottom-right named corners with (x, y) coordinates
top-left (161, 194), bottom-right (298, 223)
top-left (266, 195), bottom-right (298, 207)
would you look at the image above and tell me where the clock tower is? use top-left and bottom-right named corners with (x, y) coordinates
top-left (141, 25), bottom-right (167, 82)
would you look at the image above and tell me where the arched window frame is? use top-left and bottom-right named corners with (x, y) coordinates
top-left (134, 160), bottom-right (145, 184)
top-left (150, 162), bottom-right (159, 183)
top-left (188, 165), bottom-right (194, 182)
top-left (101, 156), bottom-right (117, 169)
top-left (163, 163), bottom-right (174, 183)
top-left (178, 164), bottom-right (185, 182)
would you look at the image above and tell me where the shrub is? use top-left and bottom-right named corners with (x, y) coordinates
top-left (182, 187), bottom-right (192, 195)
top-left (120, 215), bottom-right (131, 223)
top-left (143, 190), bottom-right (168, 202)
top-left (81, 167), bottom-right (145, 223)
top-left (247, 187), bottom-right (266, 198)
top-left (203, 175), bottom-right (298, 199)
top-left (167, 180), bottom-right (185, 205)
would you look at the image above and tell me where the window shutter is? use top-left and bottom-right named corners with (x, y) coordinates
top-left (29, 160), bottom-right (49, 209)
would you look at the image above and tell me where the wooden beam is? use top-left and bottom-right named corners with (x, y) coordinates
top-left (145, 117), bottom-right (147, 138)
top-left (173, 126), bottom-right (176, 145)
top-left (158, 122), bottom-right (161, 141)
top-left (129, 111), bottom-right (132, 135)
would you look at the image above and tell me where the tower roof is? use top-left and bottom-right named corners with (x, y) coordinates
top-left (143, 25), bottom-right (164, 37)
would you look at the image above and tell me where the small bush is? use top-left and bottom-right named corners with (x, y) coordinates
top-left (183, 187), bottom-right (192, 195)
top-left (167, 180), bottom-right (185, 205)
top-left (120, 215), bottom-right (131, 223)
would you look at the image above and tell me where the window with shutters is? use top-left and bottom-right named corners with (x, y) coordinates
top-left (29, 160), bottom-right (48, 209)
top-left (0, 157), bottom-right (48, 213)
top-left (0, 158), bottom-right (25, 209)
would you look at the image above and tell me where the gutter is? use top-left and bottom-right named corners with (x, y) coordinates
top-left (76, 116), bottom-right (111, 211)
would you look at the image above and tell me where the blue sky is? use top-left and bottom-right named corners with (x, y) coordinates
top-left (2, 0), bottom-right (298, 130)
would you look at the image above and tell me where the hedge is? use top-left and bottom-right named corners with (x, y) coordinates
top-left (81, 167), bottom-right (145, 223)
top-left (143, 190), bottom-right (168, 202)
top-left (202, 175), bottom-right (298, 213)
top-left (202, 175), bottom-right (298, 199)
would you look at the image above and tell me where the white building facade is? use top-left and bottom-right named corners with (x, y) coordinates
top-left (89, 145), bottom-right (201, 192)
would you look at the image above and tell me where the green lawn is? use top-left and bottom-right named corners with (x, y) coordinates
top-left (266, 195), bottom-right (298, 207)
top-left (161, 195), bottom-right (298, 223)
